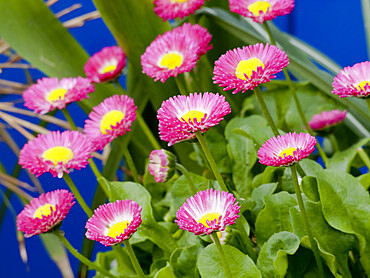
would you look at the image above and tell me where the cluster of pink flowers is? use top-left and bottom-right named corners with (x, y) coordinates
top-left (141, 23), bottom-right (212, 82)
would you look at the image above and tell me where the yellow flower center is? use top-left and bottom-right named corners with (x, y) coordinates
top-left (159, 52), bottom-right (183, 69)
top-left (356, 80), bottom-right (370, 91)
top-left (47, 88), bottom-right (68, 103)
top-left (198, 212), bottom-right (221, 228)
top-left (100, 110), bottom-right (125, 134)
top-left (247, 1), bottom-right (272, 16)
top-left (100, 65), bottom-right (117, 74)
top-left (235, 58), bottom-right (265, 80)
top-left (279, 147), bottom-right (297, 159)
top-left (42, 146), bottom-right (74, 166)
top-left (107, 221), bottom-right (130, 238)
top-left (180, 110), bottom-right (206, 124)
top-left (34, 203), bottom-right (56, 219)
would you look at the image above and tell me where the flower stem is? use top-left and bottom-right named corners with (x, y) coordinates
top-left (124, 240), bottom-right (145, 278)
top-left (357, 147), bottom-right (370, 170)
top-left (89, 158), bottom-right (109, 196)
top-left (62, 108), bottom-right (78, 131)
top-left (263, 21), bottom-right (328, 167)
top-left (176, 163), bottom-right (197, 195)
top-left (53, 230), bottom-right (116, 278)
top-left (63, 174), bottom-right (93, 217)
top-left (195, 131), bottom-right (227, 191)
top-left (366, 98), bottom-right (370, 114)
top-left (253, 86), bottom-right (279, 137)
top-left (291, 164), bottom-right (325, 278)
top-left (119, 139), bottom-right (140, 184)
top-left (211, 233), bottom-right (233, 278)
top-left (114, 79), bottom-right (161, 150)
top-left (175, 75), bottom-right (188, 95)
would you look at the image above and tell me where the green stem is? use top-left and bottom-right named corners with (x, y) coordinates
top-left (195, 131), bottom-right (227, 191)
top-left (119, 139), bottom-right (140, 184)
top-left (253, 86), bottom-right (279, 137)
top-left (114, 79), bottom-right (161, 150)
top-left (328, 134), bottom-right (339, 153)
top-left (89, 158), bottom-right (109, 196)
top-left (366, 98), bottom-right (370, 114)
top-left (176, 163), bottom-right (197, 195)
top-left (175, 75), bottom-right (188, 95)
top-left (211, 233), bottom-right (233, 278)
top-left (291, 164), bottom-right (325, 278)
top-left (62, 108), bottom-right (78, 131)
top-left (63, 174), bottom-right (93, 217)
top-left (263, 22), bottom-right (328, 167)
top-left (53, 230), bottom-right (116, 278)
top-left (124, 240), bottom-right (145, 278)
top-left (357, 147), bottom-right (370, 170)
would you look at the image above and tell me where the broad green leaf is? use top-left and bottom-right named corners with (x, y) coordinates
top-left (299, 159), bottom-right (324, 177)
top-left (95, 249), bottom-right (136, 276)
top-left (0, 0), bottom-right (116, 111)
top-left (358, 173), bottom-right (370, 190)
top-left (250, 182), bottom-right (278, 221)
top-left (197, 244), bottom-right (261, 278)
top-left (225, 118), bottom-right (258, 197)
top-left (256, 231), bottom-right (300, 278)
top-left (301, 176), bottom-right (319, 202)
top-left (255, 192), bottom-right (297, 245)
top-left (316, 170), bottom-right (370, 275)
top-left (327, 137), bottom-right (370, 172)
top-left (107, 180), bottom-right (178, 254)
top-left (154, 264), bottom-right (176, 278)
top-left (170, 245), bottom-right (202, 278)
top-left (290, 201), bottom-right (356, 277)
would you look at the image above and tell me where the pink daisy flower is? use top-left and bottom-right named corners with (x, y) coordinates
top-left (148, 149), bottom-right (177, 183)
top-left (308, 109), bottom-right (347, 131)
top-left (154, 0), bottom-right (206, 21)
top-left (84, 95), bottom-right (137, 151)
top-left (213, 43), bottom-right (289, 94)
top-left (332, 61), bottom-right (370, 98)
top-left (141, 31), bottom-right (200, 83)
top-left (229, 0), bottom-right (295, 23)
top-left (258, 132), bottom-right (317, 167)
top-left (85, 200), bottom-right (142, 246)
top-left (172, 23), bottom-right (212, 56)
top-left (157, 92), bottom-right (231, 146)
top-left (23, 77), bottom-right (95, 114)
top-left (17, 189), bottom-right (75, 237)
top-left (84, 46), bottom-right (126, 83)
top-left (175, 189), bottom-right (240, 235)
top-left (19, 131), bottom-right (93, 178)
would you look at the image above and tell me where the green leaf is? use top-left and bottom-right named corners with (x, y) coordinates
top-left (256, 232), bottom-right (300, 278)
top-left (197, 244), bottom-right (261, 278)
top-left (250, 183), bottom-right (278, 221)
top-left (316, 170), bottom-right (370, 275)
top-left (107, 180), bottom-right (178, 254)
top-left (170, 245), bottom-right (202, 278)
top-left (255, 192), bottom-right (297, 245)
top-left (327, 137), bottom-right (370, 172)
top-left (225, 118), bottom-right (258, 197)
top-left (358, 173), bottom-right (370, 190)
top-left (95, 249), bottom-right (136, 276)
top-left (154, 264), bottom-right (176, 278)
top-left (301, 176), bottom-right (319, 202)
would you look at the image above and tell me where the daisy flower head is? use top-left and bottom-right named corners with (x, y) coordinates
top-left (23, 77), bottom-right (94, 114)
top-left (85, 200), bottom-right (142, 246)
top-left (213, 43), bottom-right (289, 94)
top-left (174, 23), bottom-right (213, 56)
top-left (154, 0), bottom-right (206, 21)
top-left (332, 62), bottom-right (370, 98)
top-left (229, 0), bottom-right (295, 23)
top-left (84, 95), bottom-right (137, 151)
top-left (258, 132), bottom-right (316, 167)
top-left (148, 149), bottom-right (177, 183)
top-left (84, 46), bottom-right (126, 83)
top-left (175, 189), bottom-right (240, 235)
top-left (19, 131), bottom-right (93, 178)
top-left (141, 31), bottom-right (200, 83)
top-left (157, 92), bottom-right (231, 146)
top-left (17, 189), bottom-right (75, 237)
top-left (308, 109), bottom-right (347, 131)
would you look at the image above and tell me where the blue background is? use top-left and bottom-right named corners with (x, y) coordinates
top-left (0, 0), bottom-right (368, 277)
